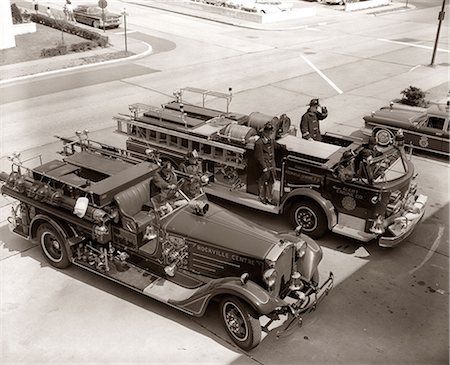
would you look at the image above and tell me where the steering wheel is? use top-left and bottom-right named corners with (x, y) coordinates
top-left (166, 178), bottom-right (186, 200)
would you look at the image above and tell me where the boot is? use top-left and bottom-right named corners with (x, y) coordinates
top-left (259, 184), bottom-right (267, 204)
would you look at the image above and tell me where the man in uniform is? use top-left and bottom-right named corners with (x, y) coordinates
top-left (300, 99), bottom-right (328, 141)
top-left (254, 124), bottom-right (276, 204)
top-left (153, 161), bottom-right (177, 192)
top-left (179, 150), bottom-right (203, 198)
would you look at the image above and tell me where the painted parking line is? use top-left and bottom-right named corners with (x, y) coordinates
top-left (115, 30), bottom-right (138, 35)
top-left (378, 38), bottom-right (450, 53)
top-left (301, 55), bottom-right (344, 95)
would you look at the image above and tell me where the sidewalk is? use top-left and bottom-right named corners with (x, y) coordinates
top-left (1, 0), bottom-right (414, 83)
top-left (0, 26), bottom-right (150, 83)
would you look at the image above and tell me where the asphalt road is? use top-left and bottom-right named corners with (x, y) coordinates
top-left (1, 1), bottom-right (449, 363)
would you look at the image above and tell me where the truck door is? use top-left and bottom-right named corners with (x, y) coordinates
top-left (323, 177), bottom-right (389, 222)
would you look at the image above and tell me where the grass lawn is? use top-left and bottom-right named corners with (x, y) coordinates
top-left (0, 23), bottom-right (91, 66)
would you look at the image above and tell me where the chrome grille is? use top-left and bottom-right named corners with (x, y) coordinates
top-left (274, 246), bottom-right (294, 297)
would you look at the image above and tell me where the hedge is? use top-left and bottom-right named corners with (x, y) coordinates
top-left (41, 45), bottom-right (68, 57)
top-left (30, 13), bottom-right (109, 47)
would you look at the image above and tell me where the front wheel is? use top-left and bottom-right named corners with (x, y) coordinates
top-left (220, 296), bottom-right (261, 351)
top-left (93, 20), bottom-right (100, 28)
top-left (37, 223), bottom-right (71, 269)
top-left (289, 200), bottom-right (328, 239)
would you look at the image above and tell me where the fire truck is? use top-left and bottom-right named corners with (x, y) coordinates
top-left (116, 87), bottom-right (428, 247)
top-left (0, 132), bottom-right (333, 350)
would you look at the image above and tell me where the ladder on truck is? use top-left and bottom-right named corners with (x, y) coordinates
top-left (115, 103), bottom-right (247, 170)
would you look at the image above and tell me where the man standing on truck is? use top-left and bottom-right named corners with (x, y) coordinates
top-left (300, 99), bottom-right (328, 141)
top-left (254, 124), bottom-right (276, 205)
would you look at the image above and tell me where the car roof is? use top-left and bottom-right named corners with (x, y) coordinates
top-left (373, 108), bottom-right (427, 124)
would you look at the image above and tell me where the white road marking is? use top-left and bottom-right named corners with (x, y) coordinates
top-left (301, 55), bottom-right (344, 95)
top-left (409, 65), bottom-right (422, 72)
top-left (378, 38), bottom-right (450, 53)
top-left (115, 30), bottom-right (138, 35)
top-left (306, 27), bottom-right (320, 32)
top-left (409, 224), bottom-right (445, 275)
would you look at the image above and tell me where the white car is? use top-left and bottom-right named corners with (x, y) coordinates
top-left (238, 0), bottom-right (293, 13)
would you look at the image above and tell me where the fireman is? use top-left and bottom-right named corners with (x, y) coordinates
top-left (335, 150), bottom-right (355, 182)
top-left (153, 161), bottom-right (177, 192)
top-left (254, 124), bottom-right (276, 205)
top-left (180, 150), bottom-right (201, 176)
top-left (180, 150), bottom-right (203, 198)
top-left (300, 99), bottom-right (328, 141)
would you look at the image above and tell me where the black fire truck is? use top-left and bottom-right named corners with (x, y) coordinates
top-left (0, 133), bottom-right (333, 350)
top-left (117, 87), bottom-right (428, 247)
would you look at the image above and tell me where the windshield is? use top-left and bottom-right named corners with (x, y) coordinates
top-left (333, 146), bottom-right (408, 185)
top-left (413, 114), bottom-right (428, 127)
top-left (371, 149), bottom-right (407, 183)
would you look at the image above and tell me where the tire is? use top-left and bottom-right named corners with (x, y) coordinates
top-left (220, 296), bottom-right (261, 351)
top-left (37, 223), bottom-right (71, 269)
top-left (93, 20), bottom-right (100, 28)
top-left (289, 200), bottom-right (328, 239)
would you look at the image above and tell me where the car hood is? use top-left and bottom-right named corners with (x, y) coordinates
top-left (162, 200), bottom-right (280, 259)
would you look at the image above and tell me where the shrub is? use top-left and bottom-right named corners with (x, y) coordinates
top-left (41, 45), bottom-right (68, 57)
top-left (30, 13), bottom-right (109, 47)
top-left (400, 86), bottom-right (428, 107)
top-left (70, 41), bottom-right (96, 52)
top-left (11, 3), bottom-right (23, 24)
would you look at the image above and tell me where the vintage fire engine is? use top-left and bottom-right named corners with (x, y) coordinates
top-left (116, 87), bottom-right (428, 247)
top-left (0, 132), bottom-right (333, 351)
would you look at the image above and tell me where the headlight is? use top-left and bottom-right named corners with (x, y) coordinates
top-left (201, 175), bottom-right (209, 184)
top-left (375, 129), bottom-right (392, 146)
top-left (294, 240), bottom-right (307, 259)
top-left (263, 268), bottom-right (277, 289)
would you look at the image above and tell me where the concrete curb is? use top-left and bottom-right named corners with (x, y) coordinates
top-left (0, 41), bottom-right (153, 85)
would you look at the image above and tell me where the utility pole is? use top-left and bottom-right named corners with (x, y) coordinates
top-left (430, 0), bottom-right (447, 66)
top-left (121, 8), bottom-right (128, 53)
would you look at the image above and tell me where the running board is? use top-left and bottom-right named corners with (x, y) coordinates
top-left (72, 259), bottom-right (199, 314)
top-left (331, 225), bottom-right (375, 242)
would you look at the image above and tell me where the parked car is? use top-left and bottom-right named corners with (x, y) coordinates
top-left (73, 5), bottom-right (121, 29)
top-left (363, 101), bottom-right (450, 156)
top-left (238, 0), bottom-right (293, 13)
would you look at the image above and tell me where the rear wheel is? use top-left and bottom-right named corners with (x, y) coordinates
top-left (289, 200), bottom-right (328, 239)
top-left (93, 20), bottom-right (100, 28)
top-left (37, 223), bottom-right (71, 269)
top-left (220, 296), bottom-right (261, 351)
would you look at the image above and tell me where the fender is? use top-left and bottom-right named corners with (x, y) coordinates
top-left (169, 277), bottom-right (285, 317)
top-left (29, 214), bottom-right (77, 261)
top-left (281, 188), bottom-right (337, 229)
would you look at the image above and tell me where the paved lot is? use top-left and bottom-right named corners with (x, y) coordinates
top-left (1, 1), bottom-right (449, 363)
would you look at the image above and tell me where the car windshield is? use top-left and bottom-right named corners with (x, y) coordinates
top-left (413, 114), bottom-right (428, 127)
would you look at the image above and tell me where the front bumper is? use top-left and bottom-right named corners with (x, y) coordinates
top-left (379, 194), bottom-right (427, 248)
top-left (275, 272), bottom-right (334, 338)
